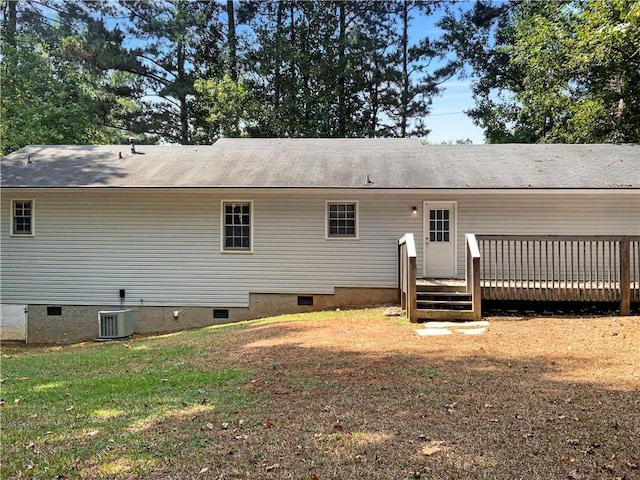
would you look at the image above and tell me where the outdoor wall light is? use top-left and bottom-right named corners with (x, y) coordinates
top-left (412, 206), bottom-right (418, 214)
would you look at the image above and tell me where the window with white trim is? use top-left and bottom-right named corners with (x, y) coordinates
top-left (11, 200), bottom-right (34, 236)
top-left (222, 201), bottom-right (252, 251)
top-left (326, 201), bottom-right (358, 238)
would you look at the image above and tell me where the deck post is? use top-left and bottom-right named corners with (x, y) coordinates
top-left (398, 243), bottom-right (403, 306)
top-left (472, 254), bottom-right (481, 320)
top-left (465, 234), bottom-right (482, 320)
top-left (408, 256), bottom-right (417, 322)
top-left (398, 234), bottom-right (418, 322)
top-left (620, 236), bottom-right (631, 316)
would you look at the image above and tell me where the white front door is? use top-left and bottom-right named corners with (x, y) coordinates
top-left (423, 201), bottom-right (457, 278)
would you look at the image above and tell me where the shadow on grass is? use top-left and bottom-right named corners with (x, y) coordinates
top-left (2, 314), bottom-right (639, 479)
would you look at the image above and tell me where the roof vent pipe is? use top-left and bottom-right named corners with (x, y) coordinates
top-left (118, 151), bottom-right (123, 159)
top-left (130, 139), bottom-right (136, 154)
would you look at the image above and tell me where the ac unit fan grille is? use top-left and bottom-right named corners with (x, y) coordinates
top-left (99, 313), bottom-right (118, 337)
top-left (98, 309), bottom-right (134, 339)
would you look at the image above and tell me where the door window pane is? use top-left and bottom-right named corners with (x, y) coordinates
top-left (428, 208), bottom-right (450, 243)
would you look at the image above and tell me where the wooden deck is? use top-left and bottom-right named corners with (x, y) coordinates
top-left (401, 234), bottom-right (639, 322)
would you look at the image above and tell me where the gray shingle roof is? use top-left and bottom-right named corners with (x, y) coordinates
top-left (1, 139), bottom-right (638, 189)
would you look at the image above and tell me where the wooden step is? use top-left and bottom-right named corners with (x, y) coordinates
top-left (415, 309), bottom-right (478, 321)
top-left (417, 299), bottom-right (472, 307)
top-left (417, 284), bottom-right (467, 293)
top-left (417, 290), bottom-right (472, 311)
top-left (418, 291), bottom-right (470, 297)
top-left (418, 303), bottom-right (472, 312)
top-left (413, 279), bottom-right (478, 320)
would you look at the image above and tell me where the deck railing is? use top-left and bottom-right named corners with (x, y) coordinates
top-left (398, 233), bottom-right (417, 322)
top-left (465, 234), bottom-right (482, 320)
top-left (476, 235), bottom-right (639, 315)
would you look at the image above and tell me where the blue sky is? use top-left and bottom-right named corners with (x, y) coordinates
top-left (410, 2), bottom-right (485, 144)
top-left (427, 80), bottom-right (484, 144)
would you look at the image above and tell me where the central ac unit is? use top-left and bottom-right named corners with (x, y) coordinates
top-left (98, 309), bottom-right (134, 339)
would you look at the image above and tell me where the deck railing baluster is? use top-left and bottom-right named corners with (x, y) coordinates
top-left (591, 241), bottom-right (600, 301)
top-left (519, 240), bottom-right (523, 299)
top-left (551, 240), bottom-right (556, 301)
top-left (563, 241), bottom-right (568, 292)
top-left (507, 240), bottom-right (512, 298)
top-left (479, 240), bottom-right (483, 291)
top-left (578, 242), bottom-right (585, 300)
top-left (540, 240), bottom-right (545, 300)
top-left (527, 240), bottom-right (531, 300)
top-left (607, 240), bottom-right (611, 301)
top-left (533, 240), bottom-right (537, 300)
top-left (490, 240), bottom-right (494, 299)
top-left (631, 240), bottom-right (640, 302)
top-left (604, 241), bottom-right (608, 301)
top-left (591, 241), bottom-right (594, 301)
top-left (499, 240), bottom-right (504, 299)
top-left (571, 241), bottom-right (575, 297)
top-left (601, 241), bottom-right (604, 301)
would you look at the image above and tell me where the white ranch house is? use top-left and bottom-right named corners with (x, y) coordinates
top-left (1, 139), bottom-right (638, 343)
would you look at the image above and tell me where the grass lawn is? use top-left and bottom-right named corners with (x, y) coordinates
top-left (1, 308), bottom-right (639, 479)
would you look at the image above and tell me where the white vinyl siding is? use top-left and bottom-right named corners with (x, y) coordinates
top-left (1, 189), bottom-right (638, 307)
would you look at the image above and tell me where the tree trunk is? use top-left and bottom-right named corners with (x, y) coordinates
top-left (177, 37), bottom-right (189, 144)
top-left (337, 1), bottom-right (346, 137)
top-left (3, 0), bottom-right (17, 47)
top-left (274, 1), bottom-right (284, 112)
top-left (400, 0), bottom-right (409, 138)
top-left (226, 0), bottom-right (237, 81)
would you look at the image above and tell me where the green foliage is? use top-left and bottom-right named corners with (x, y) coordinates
top-left (0, 35), bottom-right (121, 155)
top-left (442, 0), bottom-right (640, 143)
top-left (194, 75), bottom-right (258, 138)
top-left (421, 367), bottom-right (440, 378)
top-left (0, 1), bottom-right (149, 154)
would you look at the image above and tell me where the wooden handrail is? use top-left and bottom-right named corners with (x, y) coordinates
top-left (465, 234), bottom-right (482, 320)
top-left (476, 234), bottom-right (633, 241)
top-left (398, 233), bottom-right (417, 257)
top-left (398, 233), bottom-right (417, 322)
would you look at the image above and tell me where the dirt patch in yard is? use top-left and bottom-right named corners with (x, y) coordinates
top-left (3, 309), bottom-right (639, 479)
top-left (180, 310), bottom-right (640, 479)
